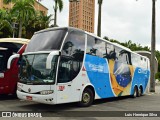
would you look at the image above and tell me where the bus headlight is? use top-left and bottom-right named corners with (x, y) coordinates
top-left (40, 90), bottom-right (54, 95)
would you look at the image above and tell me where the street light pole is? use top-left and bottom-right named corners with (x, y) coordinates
top-left (136, 0), bottom-right (157, 92)
top-left (12, 22), bottom-right (18, 38)
top-left (150, 0), bottom-right (156, 92)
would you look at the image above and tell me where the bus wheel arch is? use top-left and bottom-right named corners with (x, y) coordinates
top-left (78, 85), bottom-right (95, 107)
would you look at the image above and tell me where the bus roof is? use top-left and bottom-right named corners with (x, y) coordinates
top-left (33, 27), bottom-right (148, 60)
top-left (34, 27), bottom-right (84, 35)
top-left (0, 38), bottom-right (29, 44)
top-left (135, 51), bottom-right (158, 61)
top-left (85, 31), bottom-right (149, 60)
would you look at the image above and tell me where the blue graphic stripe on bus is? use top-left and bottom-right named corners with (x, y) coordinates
top-left (85, 54), bottom-right (115, 98)
top-left (130, 67), bottom-right (150, 95)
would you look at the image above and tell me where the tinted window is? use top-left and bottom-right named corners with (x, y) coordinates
top-left (0, 42), bottom-right (23, 71)
top-left (62, 31), bottom-right (85, 58)
top-left (0, 53), bottom-right (5, 71)
top-left (58, 31), bottom-right (85, 83)
top-left (105, 43), bottom-right (116, 60)
top-left (114, 46), bottom-right (132, 65)
top-left (58, 56), bottom-right (73, 83)
top-left (87, 35), bottom-right (106, 57)
top-left (132, 53), bottom-right (147, 69)
top-left (25, 29), bottom-right (67, 52)
top-left (0, 42), bottom-right (22, 53)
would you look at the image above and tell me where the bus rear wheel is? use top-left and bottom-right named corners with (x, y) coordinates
top-left (132, 87), bottom-right (139, 98)
top-left (139, 86), bottom-right (143, 96)
top-left (78, 88), bottom-right (94, 107)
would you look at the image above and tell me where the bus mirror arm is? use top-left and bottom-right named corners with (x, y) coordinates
top-left (46, 51), bottom-right (60, 69)
top-left (7, 54), bottom-right (20, 69)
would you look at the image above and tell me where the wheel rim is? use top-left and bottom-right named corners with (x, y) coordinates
top-left (134, 91), bottom-right (136, 97)
top-left (134, 89), bottom-right (137, 97)
top-left (83, 93), bottom-right (90, 103)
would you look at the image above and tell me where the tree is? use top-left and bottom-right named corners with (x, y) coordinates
top-left (25, 12), bottom-right (53, 38)
top-left (37, 0), bottom-right (63, 27)
top-left (3, 0), bottom-right (13, 4)
top-left (3, 0), bottom-right (35, 38)
top-left (97, 0), bottom-right (103, 37)
top-left (0, 9), bottom-right (13, 38)
top-left (53, 0), bottom-right (63, 27)
top-left (11, 0), bottom-right (35, 38)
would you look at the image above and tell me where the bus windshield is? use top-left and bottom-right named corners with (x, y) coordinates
top-left (0, 51), bottom-right (5, 71)
top-left (25, 29), bottom-right (67, 52)
top-left (19, 54), bottom-right (58, 85)
top-left (0, 42), bottom-right (23, 71)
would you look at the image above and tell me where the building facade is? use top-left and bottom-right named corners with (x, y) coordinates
top-left (69, 0), bottom-right (95, 33)
top-left (0, 0), bottom-right (48, 15)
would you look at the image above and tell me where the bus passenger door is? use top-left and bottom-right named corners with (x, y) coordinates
top-left (56, 56), bottom-right (73, 104)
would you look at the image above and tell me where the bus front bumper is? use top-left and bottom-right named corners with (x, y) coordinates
top-left (17, 90), bottom-right (56, 105)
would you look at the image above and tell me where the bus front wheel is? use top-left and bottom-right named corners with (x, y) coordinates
top-left (78, 88), bottom-right (94, 107)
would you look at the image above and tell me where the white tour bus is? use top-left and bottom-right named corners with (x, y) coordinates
top-left (17, 27), bottom-right (150, 107)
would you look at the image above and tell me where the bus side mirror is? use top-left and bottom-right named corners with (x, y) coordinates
top-left (7, 54), bottom-right (20, 69)
top-left (46, 51), bottom-right (60, 69)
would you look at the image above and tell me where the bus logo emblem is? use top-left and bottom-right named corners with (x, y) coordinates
top-left (28, 88), bottom-right (31, 93)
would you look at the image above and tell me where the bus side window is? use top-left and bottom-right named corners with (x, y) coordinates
top-left (104, 43), bottom-right (117, 60)
top-left (58, 57), bottom-right (72, 83)
top-left (86, 35), bottom-right (106, 58)
top-left (58, 31), bottom-right (85, 83)
top-left (115, 47), bottom-right (132, 65)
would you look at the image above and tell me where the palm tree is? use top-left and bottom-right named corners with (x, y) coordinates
top-left (97, 0), bottom-right (103, 37)
top-left (0, 9), bottom-right (13, 37)
top-left (3, 0), bottom-right (35, 38)
top-left (38, 13), bottom-right (53, 28)
top-left (11, 0), bottom-right (35, 38)
top-left (37, 0), bottom-right (63, 27)
top-left (3, 0), bottom-right (12, 4)
top-left (53, 0), bottom-right (63, 27)
top-left (25, 12), bottom-right (53, 38)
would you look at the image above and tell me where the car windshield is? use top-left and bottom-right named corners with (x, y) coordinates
top-left (19, 54), bottom-right (58, 85)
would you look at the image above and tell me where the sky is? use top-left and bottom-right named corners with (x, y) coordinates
top-left (39, 0), bottom-right (160, 51)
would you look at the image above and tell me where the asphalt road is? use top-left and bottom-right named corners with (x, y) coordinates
top-left (0, 85), bottom-right (160, 120)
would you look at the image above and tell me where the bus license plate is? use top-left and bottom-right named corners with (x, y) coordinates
top-left (26, 96), bottom-right (32, 101)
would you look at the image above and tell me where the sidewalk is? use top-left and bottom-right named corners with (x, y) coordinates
top-left (146, 81), bottom-right (160, 94)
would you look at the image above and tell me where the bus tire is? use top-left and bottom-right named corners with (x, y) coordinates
top-left (78, 88), bottom-right (94, 107)
top-left (132, 87), bottom-right (138, 98)
top-left (139, 86), bottom-right (143, 96)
